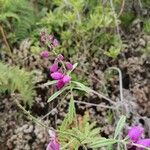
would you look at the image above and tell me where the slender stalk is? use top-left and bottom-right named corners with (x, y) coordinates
top-left (74, 100), bottom-right (116, 110)
top-left (41, 91), bottom-right (70, 120)
top-left (108, 67), bottom-right (123, 102)
top-left (109, 0), bottom-right (121, 39)
top-left (0, 25), bottom-right (12, 55)
top-left (0, 25), bottom-right (16, 62)
top-left (118, 0), bottom-right (125, 17)
top-left (72, 81), bottom-right (116, 105)
top-left (14, 99), bottom-right (81, 142)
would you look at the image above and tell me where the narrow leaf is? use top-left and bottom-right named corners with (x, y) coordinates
top-left (72, 81), bottom-right (91, 93)
top-left (42, 80), bottom-right (57, 87)
top-left (90, 138), bottom-right (117, 148)
top-left (114, 115), bottom-right (126, 139)
top-left (68, 95), bottom-right (76, 124)
top-left (47, 86), bottom-right (69, 102)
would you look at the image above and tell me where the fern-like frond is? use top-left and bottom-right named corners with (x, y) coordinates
top-left (0, 0), bottom-right (37, 42)
top-left (0, 62), bottom-right (36, 107)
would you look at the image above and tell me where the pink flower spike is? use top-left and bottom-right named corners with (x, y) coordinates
top-left (50, 64), bottom-right (58, 73)
top-left (57, 80), bottom-right (65, 89)
top-left (66, 62), bottom-right (73, 70)
top-left (51, 72), bottom-right (63, 80)
top-left (46, 139), bottom-right (60, 150)
top-left (136, 139), bottom-right (150, 150)
top-left (40, 50), bottom-right (49, 58)
top-left (62, 75), bottom-right (71, 84)
top-left (57, 54), bottom-right (64, 61)
top-left (53, 39), bottom-right (59, 47)
top-left (128, 126), bottom-right (144, 142)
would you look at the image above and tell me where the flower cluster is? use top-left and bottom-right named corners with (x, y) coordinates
top-left (128, 126), bottom-right (150, 150)
top-left (50, 54), bottom-right (73, 89)
top-left (46, 130), bottom-right (60, 150)
top-left (40, 32), bottom-right (59, 58)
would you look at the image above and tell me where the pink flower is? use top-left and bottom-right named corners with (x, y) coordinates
top-left (57, 54), bottom-right (64, 61)
top-left (66, 62), bottom-right (73, 70)
top-left (46, 130), bottom-right (60, 150)
top-left (53, 39), bottom-right (59, 47)
top-left (46, 139), bottom-right (60, 150)
top-left (128, 126), bottom-right (144, 142)
top-left (50, 64), bottom-right (58, 73)
top-left (56, 80), bottom-right (65, 89)
top-left (40, 50), bottom-right (49, 58)
top-left (62, 75), bottom-right (71, 84)
top-left (41, 35), bottom-right (47, 42)
top-left (136, 139), bottom-right (150, 150)
top-left (49, 35), bottom-right (53, 41)
top-left (51, 72), bottom-right (63, 80)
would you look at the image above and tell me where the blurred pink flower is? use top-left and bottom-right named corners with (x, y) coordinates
top-left (57, 80), bottom-right (65, 89)
top-left (57, 54), bottom-right (64, 61)
top-left (49, 35), bottom-right (53, 41)
top-left (62, 75), bottom-right (71, 84)
top-left (51, 72), bottom-right (63, 80)
top-left (50, 64), bottom-right (58, 73)
top-left (128, 126), bottom-right (144, 142)
top-left (53, 39), bottom-right (59, 47)
top-left (66, 62), bottom-right (73, 70)
top-left (40, 50), bottom-right (49, 58)
top-left (136, 139), bottom-right (150, 150)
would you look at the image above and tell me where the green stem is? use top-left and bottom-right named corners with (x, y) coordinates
top-left (14, 99), bottom-right (81, 142)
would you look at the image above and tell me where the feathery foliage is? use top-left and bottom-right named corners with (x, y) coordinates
top-left (0, 0), bottom-right (36, 42)
top-left (59, 96), bottom-right (100, 149)
top-left (0, 62), bottom-right (35, 107)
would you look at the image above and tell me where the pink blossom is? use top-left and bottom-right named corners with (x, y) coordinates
top-left (128, 126), bottom-right (144, 142)
top-left (53, 39), bottom-right (59, 47)
top-left (46, 139), bottom-right (60, 150)
top-left (57, 80), bottom-right (65, 89)
top-left (50, 64), bottom-right (58, 73)
top-left (136, 139), bottom-right (150, 150)
top-left (41, 35), bottom-right (47, 42)
top-left (57, 54), bottom-right (64, 61)
top-left (66, 62), bottom-right (73, 70)
top-left (46, 130), bottom-right (60, 150)
top-left (40, 50), bottom-right (49, 58)
top-left (49, 35), bottom-right (53, 41)
top-left (62, 75), bottom-right (71, 84)
top-left (51, 72), bottom-right (63, 80)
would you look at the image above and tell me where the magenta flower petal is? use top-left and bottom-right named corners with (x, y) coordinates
top-left (57, 80), bottom-right (65, 89)
top-left (46, 139), bottom-right (60, 150)
top-left (128, 126), bottom-right (144, 142)
top-left (50, 64), bottom-right (58, 73)
top-left (53, 39), bottom-right (59, 47)
top-left (136, 139), bottom-right (150, 150)
top-left (66, 62), bottom-right (73, 70)
top-left (51, 72), bottom-right (63, 80)
top-left (62, 75), bottom-right (71, 84)
top-left (40, 50), bottom-right (49, 58)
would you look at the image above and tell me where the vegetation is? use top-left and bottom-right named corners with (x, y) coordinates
top-left (0, 61), bottom-right (35, 107)
top-left (0, 0), bottom-right (150, 150)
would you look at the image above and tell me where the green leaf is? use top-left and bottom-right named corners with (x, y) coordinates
top-left (47, 86), bottom-right (70, 102)
top-left (90, 138), bottom-right (117, 148)
top-left (114, 115), bottom-right (126, 139)
top-left (68, 95), bottom-right (76, 124)
top-left (59, 94), bottom-right (76, 130)
top-left (42, 80), bottom-right (57, 87)
top-left (72, 81), bottom-right (91, 93)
